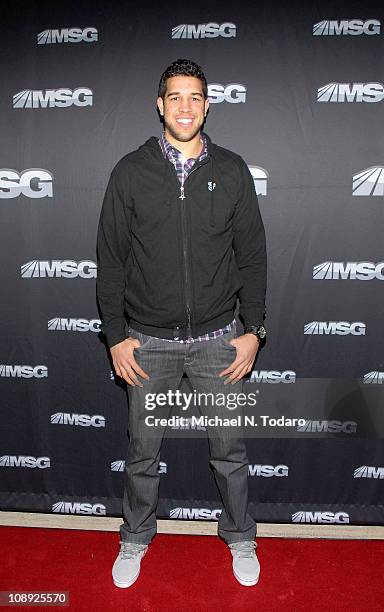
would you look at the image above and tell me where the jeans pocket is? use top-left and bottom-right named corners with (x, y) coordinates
top-left (220, 333), bottom-right (237, 351)
top-left (127, 327), bottom-right (156, 350)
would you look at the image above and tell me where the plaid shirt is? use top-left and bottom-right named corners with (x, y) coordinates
top-left (156, 132), bottom-right (235, 343)
top-left (158, 131), bottom-right (208, 186)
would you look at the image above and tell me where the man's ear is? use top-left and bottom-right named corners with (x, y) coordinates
top-left (157, 96), bottom-right (164, 116)
top-left (204, 97), bottom-right (209, 117)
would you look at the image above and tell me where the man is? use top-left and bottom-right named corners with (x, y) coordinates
top-left (96, 58), bottom-right (267, 588)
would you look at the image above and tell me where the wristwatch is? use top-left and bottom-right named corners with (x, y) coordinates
top-left (244, 324), bottom-right (267, 341)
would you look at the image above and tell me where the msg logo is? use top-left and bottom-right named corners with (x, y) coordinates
top-left (208, 83), bottom-right (247, 103)
top-left (48, 318), bottom-right (101, 332)
top-left (52, 501), bottom-right (106, 515)
top-left (172, 23), bottom-right (236, 39)
top-left (313, 20), bottom-right (380, 36)
top-left (37, 28), bottom-right (98, 44)
top-left (248, 464), bottom-right (289, 477)
top-left (292, 511), bottom-right (349, 524)
top-left (170, 507), bottom-right (222, 520)
top-left (0, 365), bottom-right (48, 378)
top-left (0, 455), bottom-right (50, 468)
top-left (13, 88), bottom-right (93, 109)
top-left (0, 169), bottom-right (53, 199)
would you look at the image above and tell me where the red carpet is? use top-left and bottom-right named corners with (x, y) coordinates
top-left (1, 526), bottom-right (383, 611)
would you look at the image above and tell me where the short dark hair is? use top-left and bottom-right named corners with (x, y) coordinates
top-left (158, 58), bottom-right (208, 99)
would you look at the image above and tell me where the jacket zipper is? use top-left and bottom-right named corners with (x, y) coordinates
top-left (170, 157), bottom-right (210, 339)
top-left (180, 194), bottom-right (192, 337)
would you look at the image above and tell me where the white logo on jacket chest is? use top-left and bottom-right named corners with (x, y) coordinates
top-left (207, 181), bottom-right (216, 191)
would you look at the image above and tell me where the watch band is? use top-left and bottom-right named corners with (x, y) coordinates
top-left (244, 324), bottom-right (267, 340)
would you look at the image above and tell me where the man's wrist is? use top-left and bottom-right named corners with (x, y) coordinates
top-left (243, 324), bottom-right (267, 342)
top-left (244, 333), bottom-right (260, 347)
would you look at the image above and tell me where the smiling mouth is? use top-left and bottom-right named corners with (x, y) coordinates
top-left (176, 118), bottom-right (193, 125)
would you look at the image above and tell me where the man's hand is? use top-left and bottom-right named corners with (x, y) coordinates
top-left (110, 337), bottom-right (150, 386)
top-left (219, 334), bottom-right (260, 385)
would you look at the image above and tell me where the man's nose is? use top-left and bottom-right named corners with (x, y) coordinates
top-left (179, 98), bottom-right (192, 112)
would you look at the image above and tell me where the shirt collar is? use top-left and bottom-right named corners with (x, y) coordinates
top-left (159, 132), bottom-right (208, 164)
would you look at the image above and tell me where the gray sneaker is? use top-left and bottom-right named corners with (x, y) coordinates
top-left (112, 541), bottom-right (148, 588)
top-left (228, 540), bottom-right (260, 586)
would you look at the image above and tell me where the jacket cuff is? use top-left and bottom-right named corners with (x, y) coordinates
top-left (240, 307), bottom-right (265, 330)
top-left (103, 323), bottom-right (128, 349)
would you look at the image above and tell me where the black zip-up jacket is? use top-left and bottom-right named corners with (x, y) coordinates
top-left (96, 133), bottom-right (267, 347)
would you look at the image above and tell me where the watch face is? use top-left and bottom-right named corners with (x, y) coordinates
top-left (257, 325), bottom-right (267, 339)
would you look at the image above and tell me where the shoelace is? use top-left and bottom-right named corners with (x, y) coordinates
top-left (229, 541), bottom-right (257, 559)
top-left (119, 542), bottom-right (147, 560)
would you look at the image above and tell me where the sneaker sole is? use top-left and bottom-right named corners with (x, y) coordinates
top-left (113, 568), bottom-right (140, 589)
top-left (233, 570), bottom-right (260, 587)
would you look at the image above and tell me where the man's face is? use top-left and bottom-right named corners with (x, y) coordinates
top-left (157, 75), bottom-right (209, 143)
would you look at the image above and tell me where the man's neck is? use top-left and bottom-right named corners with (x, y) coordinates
top-left (164, 130), bottom-right (203, 159)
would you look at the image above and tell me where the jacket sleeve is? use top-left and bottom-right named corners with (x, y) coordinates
top-left (232, 158), bottom-right (267, 329)
top-left (96, 167), bottom-right (133, 348)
